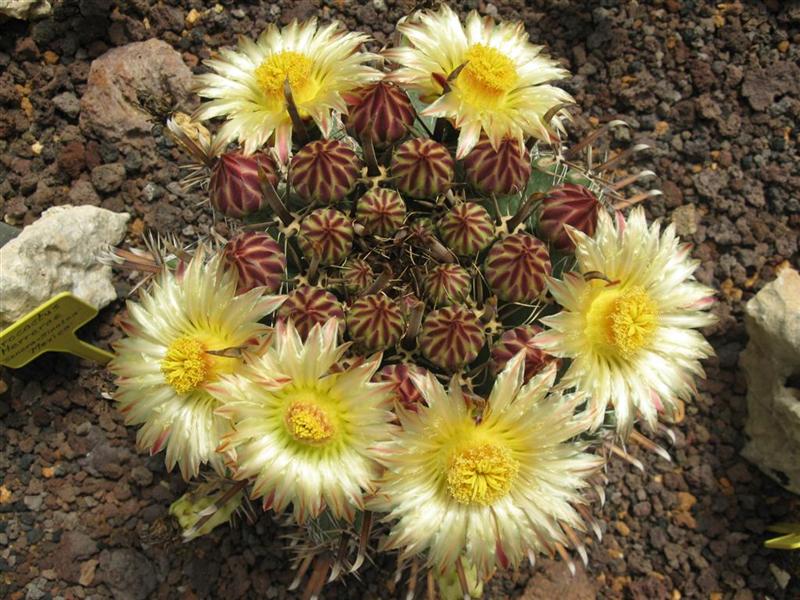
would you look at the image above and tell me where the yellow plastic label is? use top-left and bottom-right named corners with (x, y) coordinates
top-left (0, 292), bottom-right (114, 368)
top-left (765, 523), bottom-right (800, 550)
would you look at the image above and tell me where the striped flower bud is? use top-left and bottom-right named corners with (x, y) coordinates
top-left (422, 264), bottom-right (471, 306)
top-left (537, 184), bottom-right (601, 251)
top-left (463, 136), bottom-right (531, 196)
top-left (346, 293), bottom-right (406, 351)
top-left (289, 139), bottom-right (362, 204)
top-left (484, 233), bottom-right (551, 303)
top-left (298, 208), bottom-right (354, 265)
top-left (277, 286), bottom-right (345, 339)
top-left (376, 363), bottom-right (428, 411)
top-left (437, 202), bottom-right (495, 256)
top-left (390, 138), bottom-right (454, 199)
top-left (223, 231), bottom-right (286, 294)
top-left (341, 258), bottom-right (374, 295)
top-left (346, 81), bottom-right (415, 148)
top-left (356, 188), bottom-right (407, 237)
top-left (490, 325), bottom-right (554, 382)
top-left (210, 152), bottom-right (278, 218)
top-left (419, 305), bottom-right (484, 371)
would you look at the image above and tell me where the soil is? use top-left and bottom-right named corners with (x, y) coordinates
top-left (1, 1), bottom-right (800, 599)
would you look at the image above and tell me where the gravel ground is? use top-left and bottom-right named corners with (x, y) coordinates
top-left (1, 1), bottom-right (799, 599)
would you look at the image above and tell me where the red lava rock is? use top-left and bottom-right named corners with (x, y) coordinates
top-left (741, 62), bottom-right (800, 112)
top-left (67, 179), bottom-right (101, 206)
top-left (14, 37), bottom-right (40, 61)
top-left (51, 531), bottom-right (98, 583)
top-left (84, 140), bottom-right (102, 170)
top-left (520, 559), bottom-right (595, 599)
top-left (79, 39), bottom-right (193, 148)
top-left (57, 141), bottom-right (86, 179)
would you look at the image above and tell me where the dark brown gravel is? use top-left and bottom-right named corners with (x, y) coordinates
top-left (1, 1), bottom-right (799, 599)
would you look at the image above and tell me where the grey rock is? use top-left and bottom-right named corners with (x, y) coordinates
top-left (129, 466), bottom-right (153, 487)
top-left (24, 576), bottom-right (48, 600)
top-left (52, 91), bottom-right (81, 118)
top-left (23, 495), bottom-right (43, 511)
top-left (91, 163), bottom-right (126, 193)
top-left (0, 205), bottom-right (129, 328)
top-left (693, 169), bottom-right (729, 199)
top-left (741, 268), bottom-right (800, 494)
top-left (99, 549), bottom-right (158, 600)
top-left (87, 442), bottom-right (127, 479)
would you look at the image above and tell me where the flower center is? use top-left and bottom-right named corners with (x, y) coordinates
top-left (458, 44), bottom-right (518, 107)
top-left (446, 441), bottom-right (519, 506)
top-left (161, 337), bottom-right (210, 394)
top-left (255, 50), bottom-right (315, 105)
top-left (585, 284), bottom-right (659, 357)
top-left (285, 399), bottom-right (336, 445)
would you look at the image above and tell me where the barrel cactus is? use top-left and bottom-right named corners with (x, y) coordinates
top-left (111, 7), bottom-right (715, 600)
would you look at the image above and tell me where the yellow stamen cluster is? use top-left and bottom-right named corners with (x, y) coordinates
top-left (285, 400), bottom-right (336, 444)
top-left (458, 44), bottom-right (518, 106)
top-left (585, 284), bottom-right (659, 358)
top-left (161, 337), bottom-right (209, 394)
top-left (446, 441), bottom-right (519, 506)
top-left (256, 51), bottom-right (315, 103)
top-left (608, 286), bottom-right (659, 356)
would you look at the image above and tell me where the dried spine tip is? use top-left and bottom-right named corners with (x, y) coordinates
top-left (418, 305), bottom-right (485, 371)
top-left (390, 138), bottom-right (454, 199)
top-left (223, 232), bottom-right (286, 294)
top-left (210, 152), bottom-right (278, 218)
top-left (290, 139), bottom-right (362, 204)
top-left (437, 202), bottom-right (495, 256)
top-left (463, 136), bottom-right (532, 196)
top-left (346, 294), bottom-right (406, 351)
top-left (298, 208), bottom-right (354, 265)
top-left (277, 286), bottom-right (345, 339)
top-left (484, 233), bottom-right (552, 303)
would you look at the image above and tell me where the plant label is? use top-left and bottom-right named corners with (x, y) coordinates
top-left (0, 292), bottom-right (114, 368)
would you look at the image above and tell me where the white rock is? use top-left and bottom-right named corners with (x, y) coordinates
top-left (0, 205), bottom-right (129, 329)
top-left (0, 0), bottom-right (51, 20)
top-left (741, 267), bottom-right (800, 494)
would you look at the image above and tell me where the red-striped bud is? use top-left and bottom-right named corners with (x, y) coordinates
top-left (537, 184), bottom-right (601, 251)
top-left (290, 140), bottom-right (362, 204)
top-left (209, 152), bottom-right (278, 218)
top-left (223, 232), bottom-right (286, 294)
top-left (346, 81), bottom-right (415, 148)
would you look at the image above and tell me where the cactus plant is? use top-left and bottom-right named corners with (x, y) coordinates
top-left (109, 7), bottom-right (716, 600)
